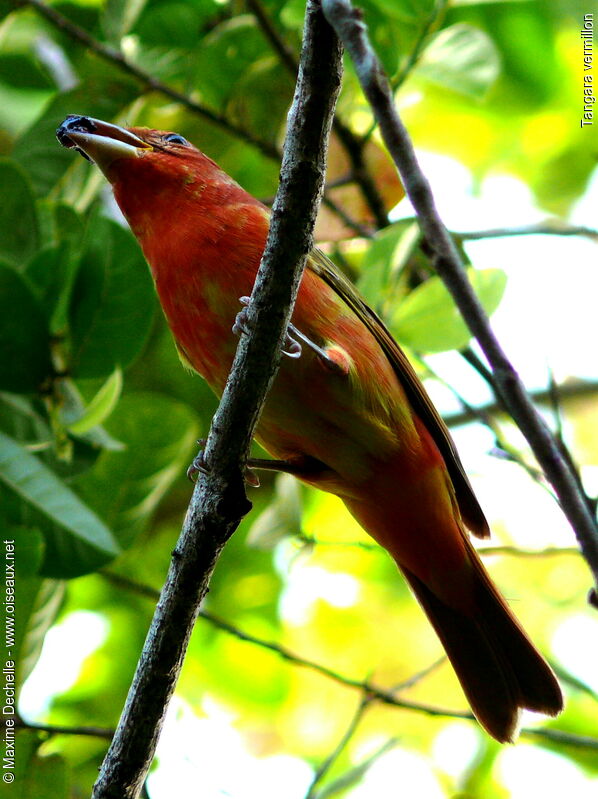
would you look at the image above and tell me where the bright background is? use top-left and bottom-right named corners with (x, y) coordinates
top-left (1, 0), bottom-right (597, 796)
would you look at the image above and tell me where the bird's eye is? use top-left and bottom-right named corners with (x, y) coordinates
top-left (164, 133), bottom-right (189, 146)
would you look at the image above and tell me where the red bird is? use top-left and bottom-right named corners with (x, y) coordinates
top-left (57, 115), bottom-right (563, 741)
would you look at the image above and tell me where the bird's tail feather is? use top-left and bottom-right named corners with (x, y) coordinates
top-left (402, 544), bottom-right (563, 743)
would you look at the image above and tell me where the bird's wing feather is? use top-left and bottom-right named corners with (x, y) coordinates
top-left (307, 247), bottom-right (491, 539)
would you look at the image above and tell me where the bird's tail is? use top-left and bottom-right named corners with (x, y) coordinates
top-left (401, 541), bottom-right (563, 742)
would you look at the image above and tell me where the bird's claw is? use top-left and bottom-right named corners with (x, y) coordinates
top-left (187, 439), bottom-right (209, 482)
top-left (232, 297), bottom-right (347, 374)
top-left (232, 296), bottom-right (252, 338)
top-left (233, 296), bottom-right (303, 359)
top-left (282, 336), bottom-right (302, 359)
top-left (187, 438), bottom-right (261, 487)
top-left (245, 469), bottom-right (260, 488)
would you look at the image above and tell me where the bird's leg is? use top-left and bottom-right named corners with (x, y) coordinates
top-left (246, 457), bottom-right (310, 476)
top-left (233, 296), bottom-right (349, 374)
top-left (287, 323), bottom-right (350, 376)
top-left (187, 440), bottom-right (302, 488)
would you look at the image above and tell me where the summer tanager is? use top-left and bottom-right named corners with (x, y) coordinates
top-left (57, 115), bottom-right (563, 742)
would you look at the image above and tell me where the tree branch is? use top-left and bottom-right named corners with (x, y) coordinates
top-left (321, 0), bottom-right (598, 601)
top-left (91, 4), bottom-right (342, 797)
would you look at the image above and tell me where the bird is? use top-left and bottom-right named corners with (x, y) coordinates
top-left (56, 114), bottom-right (563, 742)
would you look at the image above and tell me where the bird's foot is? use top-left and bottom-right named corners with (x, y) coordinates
top-left (187, 439), bottom-right (209, 482)
top-left (187, 439), bottom-right (261, 487)
top-left (233, 296), bottom-right (302, 358)
top-left (233, 297), bottom-right (348, 374)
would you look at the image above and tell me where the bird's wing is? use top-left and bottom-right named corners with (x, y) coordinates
top-left (307, 247), bottom-right (490, 539)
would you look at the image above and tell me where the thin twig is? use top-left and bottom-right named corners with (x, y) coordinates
top-left (92, 5), bottom-right (343, 797)
top-left (305, 693), bottom-right (375, 799)
top-left (443, 379), bottom-right (598, 429)
top-left (246, 0), bottom-right (299, 75)
top-left (15, 718), bottom-right (114, 739)
top-left (360, 0), bottom-right (447, 145)
top-left (457, 223), bottom-right (598, 241)
top-left (418, 355), bottom-right (552, 495)
top-left (477, 545), bottom-right (581, 557)
top-left (321, 0), bottom-right (598, 600)
top-left (311, 739), bottom-right (398, 799)
top-left (247, 0), bottom-right (390, 229)
top-left (296, 534), bottom-right (580, 559)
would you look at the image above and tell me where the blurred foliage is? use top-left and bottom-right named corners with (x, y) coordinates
top-left (0, 0), bottom-right (596, 797)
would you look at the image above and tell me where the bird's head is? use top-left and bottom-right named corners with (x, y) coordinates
top-left (56, 115), bottom-right (268, 272)
top-left (56, 114), bottom-right (246, 206)
top-left (56, 115), bottom-right (256, 245)
top-left (56, 115), bottom-right (215, 182)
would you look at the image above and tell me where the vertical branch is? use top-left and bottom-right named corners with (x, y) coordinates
top-left (321, 0), bottom-right (598, 598)
top-left (91, 3), bottom-right (343, 798)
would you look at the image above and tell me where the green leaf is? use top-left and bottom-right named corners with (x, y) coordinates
top-left (0, 263), bottom-right (53, 393)
top-left (0, 431), bottom-right (120, 560)
top-left (0, 0), bottom-right (14, 21)
top-left (0, 393), bottom-right (53, 453)
top-left (55, 377), bottom-right (125, 454)
top-left (67, 367), bottom-right (123, 436)
top-left (74, 393), bottom-right (199, 547)
top-left (392, 268), bottom-right (507, 353)
top-left (227, 56), bottom-right (295, 146)
top-left (452, 0), bottom-right (529, 4)
top-left (358, 221), bottom-right (420, 310)
top-left (13, 744), bottom-right (69, 799)
top-left (415, 23), bottom-right (501, 98)
top-left (27, 202), bottom-right (87, 334)
top-left (193, 16), bottom-right (271, 108)
top-left (247, 474), bottom-right (303, 549)
top-left (0, 53), bottom-right (53, 90)
top-left (13, 525), bottom-right (45, 577)
top-left (69, 219), bottom-right (156, 378)
top-left (0, 159), bottom-right (39, 267)
top-left (368, 0), bottom-right (436, 22)
top-left (280, 0), bottom-right (306, 29)
top-left (102, 0), bottom-right (148, 41)
top-left (345, 0), bottom-right (432, 76)
top-left (25, 244), bottom-right (74, 334)
top-left (0, 390), bottom-right (110, 485)
top-left (134, 1), bottom-right (215, 47)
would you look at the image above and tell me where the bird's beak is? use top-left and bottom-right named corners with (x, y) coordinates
top-left (56, 115), bottom-right (153, 175)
